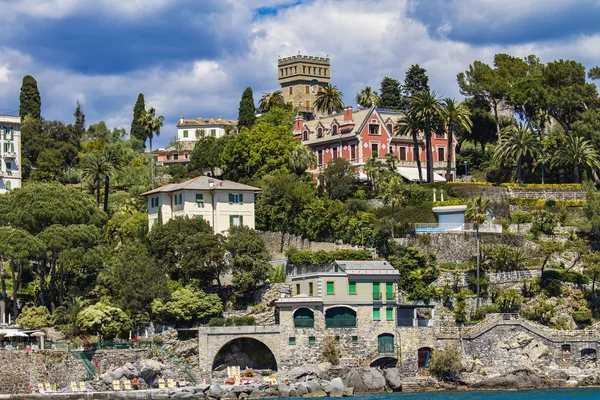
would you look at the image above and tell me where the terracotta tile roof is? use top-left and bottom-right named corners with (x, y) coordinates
top-left (141, 176), bottom-right (260, 196)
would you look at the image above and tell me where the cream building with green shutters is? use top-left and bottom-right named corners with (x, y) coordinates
top-left (276, 261), bottom-right (405, 363)
top-left (0, 115), bottom-right (22, 193)
top-left (142, 176), bottom-right (260, 234)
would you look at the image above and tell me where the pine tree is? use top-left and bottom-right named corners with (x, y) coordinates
top-left (237, 87), bottom-right (256, 130)
top-left (73, 101), bottom-right (85, 138)
top-left (130, 93), bottom-right (146, 146)
top-left (19, 75), bottom-right (41, 120)
top-left (379, 77), bottom-right (401, 110)
top-left (400, 64), bottom-right (430, 111)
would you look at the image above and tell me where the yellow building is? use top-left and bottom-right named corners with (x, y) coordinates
top-left (278, 55), bottom-right (330, 117)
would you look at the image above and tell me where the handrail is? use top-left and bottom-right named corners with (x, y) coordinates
top-left (156, 347), bottom-right (197, 384)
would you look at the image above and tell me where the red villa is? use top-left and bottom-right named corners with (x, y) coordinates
top-left (293, 105), bottom-right (456, 182)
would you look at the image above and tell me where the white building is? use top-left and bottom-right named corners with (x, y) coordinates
top-left (176, 116), bottom-right (237, 142)
top-left (0, 115), bottom-right (22, 193)
top-left (142, 176), bottom-right (260, 234)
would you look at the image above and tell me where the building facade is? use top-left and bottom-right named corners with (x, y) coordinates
top-left (278, 55), bottom-right (330, 118)
top-left (176, 116), bottom-right (237, 142)
top-left (293, 106), bottom-right (456, 181)
top-left (142, 176), bottom-right (260, 234)
top-left (155, 141), bottom-right (194, 168)
top-left (0, 115), bottom-right (22, 193)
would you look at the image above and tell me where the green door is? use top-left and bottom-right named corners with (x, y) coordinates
top-left (378, 334), bottom-right (394, 354)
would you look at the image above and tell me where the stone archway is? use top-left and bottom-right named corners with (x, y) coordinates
top-left (370, 356), bottom-right (398, 369)
top-left (418, 347), bottom-right (432, 369)
top-left (212, 337), bottom-right (278, 372)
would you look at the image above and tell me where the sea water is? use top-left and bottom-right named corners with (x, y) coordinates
top-left (332, 388), bottom-right (600, 400)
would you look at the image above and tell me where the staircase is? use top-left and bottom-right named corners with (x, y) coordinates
top-left (69, 350), bottom-right (95, 380)
top-left (157, 347), bottom-right (197, 384)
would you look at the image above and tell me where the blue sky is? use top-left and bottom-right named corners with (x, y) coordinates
top-left (1, 0), bottom-right (599, 148)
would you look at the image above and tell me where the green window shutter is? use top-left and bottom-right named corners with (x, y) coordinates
top-left (373, 307), bottom-right (380, 321)
top-left (183, 130), bottom-right (188, 138)
top-left (230, 215), bottom-right (234, 227)
top-left (349, 281), bottom-right (357, 295)
top-left (373, 282), bottom-right (380, 300)
top-left (386, 282), bottom-right (394, 300)
top-left (228, 193), bottom-right (233, 204)
top-left (386, 308), bottom-right (394, 321)
top-left (6, 181), bottom-right (11, 190)
top-left (240, 215), bottom-right (244, 226)
top-left (239, 193), bottom-right (244, 205)
top-left (196, 193), bottom-right (204, 203)
top-left (289, 337), bottom-right (296, 345)
top-left (308, 336), bottom-right (316, 345)
top-left (351, 335), bottom-right (358, 344)
top-left (326, 281), bottom-right (334, 295)
top-left (10, 143), bottom-right (14, 153)
top-left (309, 282), bottom-right (314, 296)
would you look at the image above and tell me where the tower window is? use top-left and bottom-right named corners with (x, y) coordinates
top-left (305, 85), bottom-right (310, 94)
top-left (318, 68), bottom-right (322, 75)
top-left (332, 125), bottom-right (338, 135)
top-left (317, 128), bottom-right (323, 138)
top-left (303, 66), bottom-right (306, 73)
top-left (289, 87), bottom-right (293, 95)
top-left (305, 100), bottom-right (310, 108)
top-left (280, 68), bottom-right (283, 76)
top-left (324, 68), bottom-right (327, 75)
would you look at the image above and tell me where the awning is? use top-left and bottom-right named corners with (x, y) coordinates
top-left (398, 167), bottom-right (446, 182)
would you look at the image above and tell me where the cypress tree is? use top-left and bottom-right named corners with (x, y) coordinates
top-left (379, 77), bottom-right (401, 110)
top-left (19, 75), bottom-right (41, 120)
top-left (237, 87), bottom-right (256, 130)
top-left (130, 93), bottom-right (146, 146)
top-left (73, 101), bottom-right (85, 138)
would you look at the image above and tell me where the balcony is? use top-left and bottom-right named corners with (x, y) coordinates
top-left (373, 292), bottom-right (382, 301)
top-left (386, 292), bottom-right (394, 301)
top-left (433, 161), bottom-right (455, 169)
top-left (3, 151), bottom-right (16, 158)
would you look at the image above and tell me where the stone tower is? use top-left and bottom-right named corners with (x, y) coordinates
top-left (278, 55), bottom-right (330, 118)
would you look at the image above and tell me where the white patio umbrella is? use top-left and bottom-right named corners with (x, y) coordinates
top-left (30, 332), bottom-right (46, 349)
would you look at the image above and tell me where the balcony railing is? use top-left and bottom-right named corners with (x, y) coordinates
top-left (413, 223), bottom-right (502, 233)
top-left (386, 292), bottom-right (394, 301)
top-left (294, 319), bottom-right (315, 328)
top-left (373, 292), bottom-right (382, 301)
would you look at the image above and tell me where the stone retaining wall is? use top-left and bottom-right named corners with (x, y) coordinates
top-left (257, 231), bottom-right (355, 258)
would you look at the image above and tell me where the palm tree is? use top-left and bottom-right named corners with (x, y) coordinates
top-left (80, 151), bottom-right (112, 208)
top-left (365, 156), bottom-right (384, 194)
top-left (102, 146), bottom-right (124, 213)
top-left (53, 296), bottom-right (88, 336)
top-left (465, 196), bottom-right (489, 310)
top-left (380, 173), bottom-right (404, 238)
top-left (551, 135), bottom-right (600, 183)
top-left (440, 98), bottom-right (472, 181)
top-left (289, 145), bottom-right (317, 175)
top-left (356, 86), bottom-right (381, 108)
top-left (494, 124), bottom-right (541, 183)
top-left (396, 113), bottom-right (425, 183)
top-left (314, 84), bottom-right (345, 115)
top-left (258, 91), bottom-right (285, 113)
top-left (138, 107), bottom-right (164, 188)
top-left (409, 90), bottom-right (441, 183)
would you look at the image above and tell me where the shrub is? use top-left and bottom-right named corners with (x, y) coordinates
top-left (402, 184), bottom-right (432, 206)
top-left (448, 182), bottom-right (493, 186)
top-left (233, 316), bottom-right (256, 326)
top-left (472, 304), bottom-right (500, 321)
top-left (500, 183), bottom-right (582, 189)
top-left (545, 199), bottom-right (556, 208)
top-left (510, 211), bottom-right (533, 224)
top-left (542, 269), bottom-right (589, 285)
top-left (322, 336), bottom-right (340, 365)
top-left (208, 318), bottom-right (226, 326)
top-left (16, 304), bottom-right (52, 329)
top-left (287, 249), bottom-right (372, 265)
top-left (269, 264), bottom-right (286, 283)
top-left (152, 335), bottom-right (164, 344)
top-left (531, 209), bottom-right (556, 236)
top-left (493, 219), bottom-right (510, 231)
top-left (433, 199), bottom-right (467, 207)
top-left (572, 309), bottom-right (592, 323)
top-left (429, 348), bottom-right (462, 381)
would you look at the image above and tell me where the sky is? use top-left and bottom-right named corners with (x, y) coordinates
top-left (1, 0), bottom-right (600, 148)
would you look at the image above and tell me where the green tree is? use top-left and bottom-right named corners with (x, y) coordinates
top-left (258, 91), bottom-right (284, 113)
top-left (379, 77), bottom-right (401, 110)
top-left (73, 101), bottom-right (85, 139)
top-left (256, 104), bottom-right (296, 131)
top-left (227, 226), bottom-right (271, 291)
top-left (101, 241), bottom-right (168, 322)
top-left (409, 90), bottom-right (441, 182)
top-left (429, 347), bottom-right (462, 381)
top-left (314, 84), bottom-right (344, 115)
top-left (551, 135), bottom-right (600, 183)
top-left (396, 112), bottom-right (424, 183)
top-left (465, 196), bottom-right (489, 309)
top-left (323, 158), bottom-right (357, 201)
top-left (16, 304), bottom-right (52, 329)
top-left (380, 174), bottom-right (404, 238)
top-left (494, 124), bottom-right (541, 183)
top-left (80, 151), bottom-right (112, 208)
top-left (289, 145), bottom-right (316, 175)
top-left (138, 107), bottom-right (164, 188)
top-left (356, 86), bottom-right (380, 108)
top-left (52, 296), bottom-right (88, 336)
top-left (538, 240), bottom-right (563, 275)
top-left (221, 121), bottom-right (297, 183)
top-left (151, 286), bottom-right (223, 324)
top-left (400, 64), bottom-right (429, 111)
top-left (583, 251), bottom-right (600, 308)
top-left (19, 75), bottom-right (41, 120)
top-left (189, 136), bottom-right (227, 177)
top-left (77, 302), bottom-right (132, 338)
top-left (180, 232), bottom-right (228, 290)
top-left (32, 149), bottom-right (64, 182)
top-left (238, 87), bottom-right (257, 130)
top-left (130, 93), bottom-right (146, 148)
top-left (440, 98), bottom-right (472, 181)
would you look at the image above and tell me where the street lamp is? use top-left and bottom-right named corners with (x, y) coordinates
top-left (541, 161), bottom-right (545, 185)
top-left (464, 161), bottom-right (468, 177)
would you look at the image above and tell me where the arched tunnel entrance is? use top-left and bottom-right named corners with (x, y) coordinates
top-left (212, 338), bottom-right (278, 372)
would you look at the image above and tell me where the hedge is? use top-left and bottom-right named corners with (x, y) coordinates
top-left (448, 182), bottom-right (493, 186)
top-left (208, 316), bottom-right (256, 326)
top-left (542, 269), bottom-right (590, 285)
top-left (509, 198), bottom-right (585, 207)
top-left (572, 310), bottom-right (593, 323)
top-left (500, 183), bottom-right (582, 189)
top-left (433, 199), bottom-right (467, 207)
top-left (288, 249), bottom-right (372, 265)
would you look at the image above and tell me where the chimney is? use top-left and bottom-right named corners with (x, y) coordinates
top-left (218, 116), bottom-right (222, 121)
top-left (208, 178), bottom-right (215, 188)
top-left (294, 115), bottom-right (304, 132)
top-left (179, 116), bottom-right (184, 124)
top-left (343, 106), bottom-right (353, 122)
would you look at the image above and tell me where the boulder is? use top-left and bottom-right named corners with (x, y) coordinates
top-left (276, 383), bottom-right (291, 397)
top-left (342, 368), bottom-right (386, 392)
top-left (295, 383), bottom-right (309, 396)
top-left (195, 384), bottom-right (211, 394)
top-left (222, 391), bottom-right (238, 399)
top-left (343, 387), bottom-right (354, 397)
top-left (305, 380), bottom-right (322, 393)
top-left (470, 369), bottom-right (542, 390)
top-left (328, 388), bottom-right (344, 397)
top-left (382, 369), bottom-right (402, 391)
top-left (138, 359), bottom-right (164, 384)
top-left (329, 378), bottom-right (345, 392)
top-left (208, 384), bottom-right (227, 399)
top-left (289, 389), bottom-right (298, 397)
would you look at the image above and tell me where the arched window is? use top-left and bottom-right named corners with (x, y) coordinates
top-left (378, 334), bottom-right (394, 354)
top-left (418, 347), bottom-right (432, 368)
top-left (386, 123), bottom-right (393, 134)
top-left (293, 308), bottom-right (314, 328)
top-left (303, 130), bottom-right (309, 141)
top-left (325, 307), bottom-right (356, 328)
top-left (332, 125), bottom-right (338, 135)
top-left (317, 127), bottom-right (323, 138)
